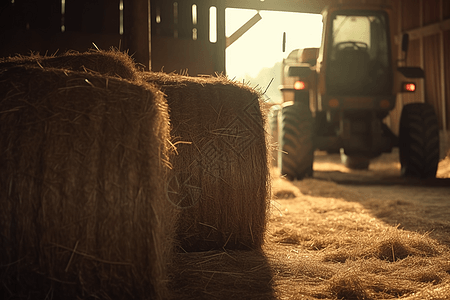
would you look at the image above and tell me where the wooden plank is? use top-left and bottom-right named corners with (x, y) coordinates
top-left (226, 13), bottom-right (262, 48)
top-left (223, 0), bottom-right (328, 14)
top-left (399, 18), bottom-right (450, 40)
top-left (124, 0), bottom-right (151, 69)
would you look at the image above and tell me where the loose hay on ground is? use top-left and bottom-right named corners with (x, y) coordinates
top-left (268, 229), bottom-right (450, 300)
top-left (170, 250), bottom-right (275, 300)
top-left (142, 72), bottom-right (270, 251)
top-left (0, 49), bottom-right (139, 81)
top-left (268, 175), bottom-right (450, 300)
top-left (0, 66), bottom-right (174, 299)
top-left (323, 227), bottom-right (444, 263)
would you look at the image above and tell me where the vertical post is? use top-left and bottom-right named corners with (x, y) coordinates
top-left (215, 2), bottom-right (226, 74)
top-left (177, 0), bottom-right (191, 39)
top-left (397, 0), bottom-right (403, 110)
top-left (161, 0), bottom-right (175, 37)
top-left (197, 1), bottom-right (209, 41)
top-left (439, 0), bottom-right (448, 147)
top-left (32, 0), bottom-right (61, 32)
top-left (151, 0), bottom-right (171, 37)
top-left (148, 0), bottom-right (152, 70)
top-left (65, 0), bottom-right (86, 32)
top-left (102, 0), bottom-right (120, 35)
top-left (124, 0), bottom-right (151, 69)
top-left (419, 0), bottom-right (425, 103)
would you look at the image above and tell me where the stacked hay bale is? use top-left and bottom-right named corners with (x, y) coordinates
top-left (0, 66), bottom-right (174, 299)
top-left (0, 49), bottom-right (139, 81)
top-left (143, 72), bottom-right (270, 252)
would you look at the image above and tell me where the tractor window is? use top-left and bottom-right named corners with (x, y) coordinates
top-left (331, 14), bottom-right (388, 65)
top-left (326, 11), bottom-right (392, 95)
top-left (332, 16), bottom-right (371, 50)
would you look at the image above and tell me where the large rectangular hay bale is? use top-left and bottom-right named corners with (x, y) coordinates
top-left (143, 72), bottom-right (270, 251)
top-left (0, 66), bottom-right (174, 299)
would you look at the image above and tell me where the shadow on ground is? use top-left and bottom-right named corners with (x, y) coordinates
top-left (293, 152), bottom-right (450, 246)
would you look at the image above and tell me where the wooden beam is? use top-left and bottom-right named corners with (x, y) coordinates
top-left (398, 18), bottom-right (450, 40)
top-left (226, 12), bottom-right (262, 48)
top-left (223, 0), bottom-right (328, 14)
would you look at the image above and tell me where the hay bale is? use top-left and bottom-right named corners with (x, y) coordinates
top-left (143, 72), bottom-right (270, 251)
top-left (0, 49), bottom-right (139, 81)
top-left (0, 66), bottom-right (174, 299)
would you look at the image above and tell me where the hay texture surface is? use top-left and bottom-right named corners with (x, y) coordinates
top-left (143, 72), bottom-right (270, 251)
top-left (268, 175), bottom-right (450, 300)
top-left (0, 49), bottom-right (138, 81)
top-left (0, 66), bottom-right (173, 299)
top-left (170, 250), bottom-right (275, 300)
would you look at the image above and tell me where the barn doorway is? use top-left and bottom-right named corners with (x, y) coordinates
top-left (225, 8), bottom-right (322, 104)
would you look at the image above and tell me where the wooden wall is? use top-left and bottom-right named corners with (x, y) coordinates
top-left (150, 0), bottom-right (224, 75)
top-left (0, 0), bottom-right (150, 69)
top-left (389, 0), bottom-right (450, 134)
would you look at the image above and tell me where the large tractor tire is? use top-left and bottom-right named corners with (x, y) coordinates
top-left (268, 105), bottom-right (281, 166)
top-left (278, 101), bottom-right (314, 180)
top-left (399, 103), bottom-right (440, 178)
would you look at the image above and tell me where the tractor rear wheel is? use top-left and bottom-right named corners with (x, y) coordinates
top-left (399, 103), bottom-right (439, 178)
top-left (278, 102), bottom-right (314, 180)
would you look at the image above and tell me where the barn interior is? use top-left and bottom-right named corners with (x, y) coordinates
top-left (1, 0), bottom-right (449, 141)
top-left (1, 1), bottom-right (450, 299)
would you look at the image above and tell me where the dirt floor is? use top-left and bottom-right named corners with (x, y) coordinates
top-left (172, 150), bottom-right (450, 300)
top-left (266, 150), bottom-right (450, 299)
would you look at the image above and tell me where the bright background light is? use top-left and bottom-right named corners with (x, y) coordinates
top-left (209, 6), bottom-right (217, 43)
top-left (225, 8), bottom-right (322, 103)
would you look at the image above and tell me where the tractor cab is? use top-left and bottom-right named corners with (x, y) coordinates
top-left (322, 8), bottom-right (393, 96)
